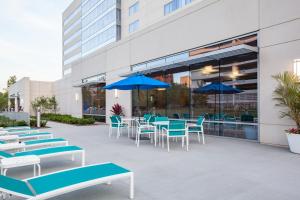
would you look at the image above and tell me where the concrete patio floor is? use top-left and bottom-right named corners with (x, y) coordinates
top-left (8, 121), bottom-right (300, 200)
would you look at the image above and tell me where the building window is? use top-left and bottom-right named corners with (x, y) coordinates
top-left (129, 2), bottom-right (139, 16)
top-left (63, 68), bottom-right (72, 76)
top-left (164, 0), bottom-right (192, 15)
top-left (132, 35), bottom-right (258, 140)
top-left (129, 20), bottom-right (139, 33)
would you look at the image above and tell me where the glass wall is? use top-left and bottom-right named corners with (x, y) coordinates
top-left (132, 52), bottom-right (258, 140)
top-left (82, 83), bottom-right (106, 117)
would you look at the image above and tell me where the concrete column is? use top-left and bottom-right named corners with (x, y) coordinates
top-left (15, 97), bottom-right (19, 112)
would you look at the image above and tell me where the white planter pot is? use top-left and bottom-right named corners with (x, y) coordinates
top-left (286, 133), bottom-right (300, 154)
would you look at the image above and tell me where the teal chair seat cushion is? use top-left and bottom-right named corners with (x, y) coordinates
top-left (0, 151), bottom-right (13, 158)
top-left (15, 146), bottom-right (82, 157)
top-left (111, 123), bottom-right (128, 128)
top-left (140, 129), bottom-right (155, 134)
top-left (188, 126), bottom-right (202, 132)
top-left (19, 132), bottom-right (52, 138)
top-left (169, 130), bottom-right (185, 136)
top-left (0, 175), bottom-right (34, 196)
top-left (24, 138), bottom-right (65, 145)
top-left (27, 163), bottom-right (130, 195)
top-left (0, 141), bottom-right (5, 144)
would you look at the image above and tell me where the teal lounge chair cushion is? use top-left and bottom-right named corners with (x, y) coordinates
top-left (0, 141), bottom-right (5, 144)
top-left (19, 132), bottom-right (52, 138)
top-left (27, 163), bottom-right (130, 195)
top-left (7, 128), bottom-right (32, 133)
top-left (0, 151), bottom-right (13, 158)
top-left (24, 138), bottom-right (65, 145)
top-left (15, 146), bottom-right (82, 157)
top-left (0, 175), bottom-right (34, 196)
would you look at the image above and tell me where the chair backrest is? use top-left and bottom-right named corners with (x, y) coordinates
top-left (110, 116), bottom-right (120, 124)
top-left (155, 116), bottom-right (169, 122)
top-left (196, 116), bottom-right (205, 126)
top-left (0, 175), bottom-right (34, 197)
top-left (173, 113), bottom-right (180, 119)
top-left (148, 115), bottom-right (156, 123)
top-left (183, 113), bottom-right (190, 119)
top-left (0, 150), bottom-right (13, 158)
top-left (143, 114), bottom-right (151, 121)
top-left (168, 120), bottom-right (186, 136)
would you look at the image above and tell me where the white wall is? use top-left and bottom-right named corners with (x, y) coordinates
top-left (56, 0), bottom-right (300, 146)
top-left (258, 0), bottom-right (300, 146)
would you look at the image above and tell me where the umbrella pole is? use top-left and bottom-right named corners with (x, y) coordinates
top-left (138, 87), bottom-right (140, 122)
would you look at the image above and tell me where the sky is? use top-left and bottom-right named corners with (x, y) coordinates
top-left (0, 0), bottom-right (73, 91)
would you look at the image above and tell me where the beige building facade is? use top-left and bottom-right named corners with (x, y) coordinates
top-left (8, 77), bottom-right (54, 115)
top-left (9, 0), bottom-right (300, 147)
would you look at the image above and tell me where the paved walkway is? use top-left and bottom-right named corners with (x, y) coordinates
top-left (7, 122), bottom-right (300, 200)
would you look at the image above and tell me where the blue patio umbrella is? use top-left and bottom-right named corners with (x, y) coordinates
top-left (194, 82), bottom-right (242, 115)
top-left (104, 74), bottom-right (170, 118)
top-left (194, 82), bottom-right (241, 94)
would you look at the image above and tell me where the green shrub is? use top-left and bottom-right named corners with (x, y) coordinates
top-left (30, 118), bottom-right (48, 128)
top-left (0, 116), bottom-right (28, 127)
top-left (41, 113), bottom-right (95, 125)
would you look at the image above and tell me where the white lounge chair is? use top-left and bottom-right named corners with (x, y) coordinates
top-left (0, 138), bottom-right (68, 151)
top-left (0, 128), bottom-right (40, 136)
top-left (0, 132), bottom-right (53, 143)
top-left (2, 126), bottom-right (31, 131)
top-left (0, 145), bottom-right (85, 166)
top-left (0, 162), bottom-right (134, 199)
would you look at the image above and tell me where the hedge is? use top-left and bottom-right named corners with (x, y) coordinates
top-left (0, 116), bottom-right (28, 127)
top-left (42, 113), bottom-right (95, 125)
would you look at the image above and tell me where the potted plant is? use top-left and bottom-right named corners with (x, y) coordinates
top-left (273, 72), bottom-right (300, 153)
top-left (110, 103), bottom-right (124, 116)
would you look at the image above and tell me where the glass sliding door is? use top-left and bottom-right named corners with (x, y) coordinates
top-left (131, 35), bottom-right (258, 140)
top-left (165, 70), bottom-right (190, 119)
top-left (82, 83), bottom-right (106, 120)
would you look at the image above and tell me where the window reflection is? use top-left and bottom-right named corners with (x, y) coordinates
top-left (132, 53), bottom-right (258, 140)
top-left (82, 84), bottom-right (106, 116)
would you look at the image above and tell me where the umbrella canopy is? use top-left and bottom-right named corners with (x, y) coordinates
top-left (194, 82), bottom-right (242, 94)
top-left (104, 74), bottom-right (170, 90)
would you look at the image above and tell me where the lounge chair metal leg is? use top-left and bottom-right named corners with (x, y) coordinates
top-left (33, 165), bottom-right (36, 177)
top-left (197, 132), bottom-right (201, 143)
top-left (202, 133), bottom-right (205, 144)
top-left (130, 173), bottom-right (134, 199)
top-left (37, 164), bottom-right (41, 176)
top-left (182, 137), bottom-right (184, 148)
top-left (82, 151), bottom-right (86, 166)
top-left (186, 135), bottom-right (189, 151)
top-left (167, 137), bottom-right (170, 152)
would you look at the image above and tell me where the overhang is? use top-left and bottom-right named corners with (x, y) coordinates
top-left (123, 44), bottom-right (258, 76)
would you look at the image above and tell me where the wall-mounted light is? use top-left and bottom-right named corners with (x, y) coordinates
top-left (75, 93), bottom-right (79, 102)
top-left (293, 59), bottom-right (300, 76)
top-left (114, 89), bottom-right (119, 98)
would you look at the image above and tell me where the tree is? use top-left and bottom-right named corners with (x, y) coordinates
top-left (7, 75), bottom-right (17, 88)
top-left (48, 96), bottom-right (58, 113)
top-left (31, 96), bottom-right (59, 114)
top-left (0, 92), bottom-right (8, 111)
top-left (273, 71), bottom-right (300, 128)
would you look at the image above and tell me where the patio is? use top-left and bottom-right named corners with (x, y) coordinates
top-left (8, 121), bottom-right (300, 200)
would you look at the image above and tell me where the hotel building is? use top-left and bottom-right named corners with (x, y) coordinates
top-left (9, 0), bottom-right (300, 147)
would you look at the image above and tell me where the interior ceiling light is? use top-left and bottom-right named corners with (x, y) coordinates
top-left (201, 65), bottom-right (218, 75)
top-left (229, 65), bottom-right (243, 79)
